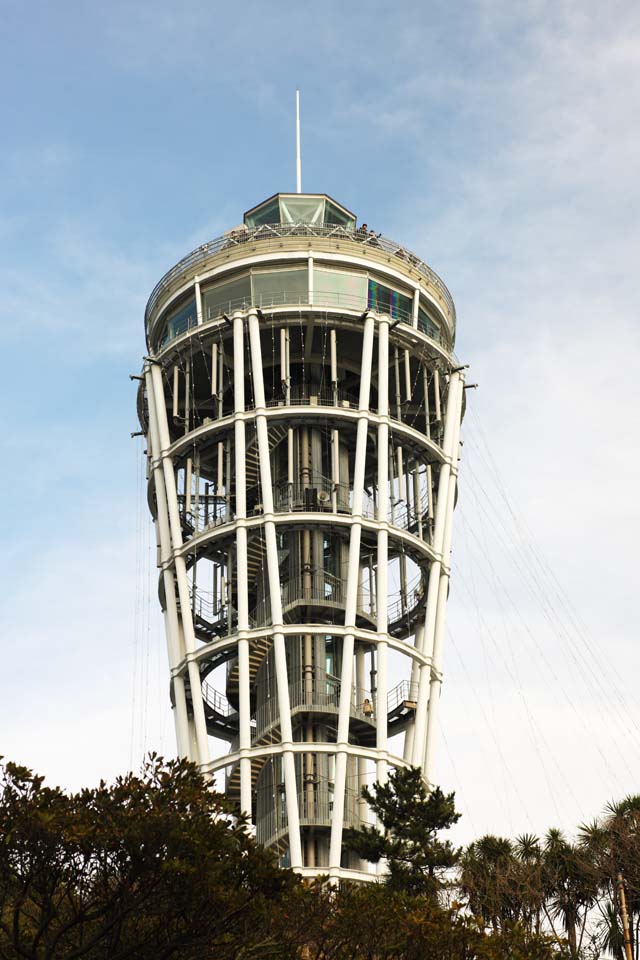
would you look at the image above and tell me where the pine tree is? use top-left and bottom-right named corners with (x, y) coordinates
top-left (344, 766), bottom-right (460, 896)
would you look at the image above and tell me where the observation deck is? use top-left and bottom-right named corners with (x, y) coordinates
top-left (144, 193), bottom-right (456, 355)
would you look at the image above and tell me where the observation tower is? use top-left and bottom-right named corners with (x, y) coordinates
top-left (138, 190), bottom-right (465, 880)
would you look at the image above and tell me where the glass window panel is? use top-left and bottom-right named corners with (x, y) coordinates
top-left (418, 307), bottom-right (441, 341)
top-left (252, 268), bottom-right (308, 307)
top-left (160, 298), bottom-right (197, 345)
top-left (280, 197), bottom-right (324, 223)
top-left (367, 278), bottom-right (412, 322)
top-left (244, 197), bottom-right (280, 227)
top-left (313, 268), bottom-right (367, 310)
top-left (325, 202), bottom-right (355, 228)
top-left (202, 275), bottom-right (251, 320)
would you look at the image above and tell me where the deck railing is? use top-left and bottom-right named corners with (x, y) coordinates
top-left (145, 220), bottom-right (456, 331)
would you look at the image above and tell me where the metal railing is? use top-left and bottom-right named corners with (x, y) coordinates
top-left (178, 385), bottom-right (443, 450)
top-left (190, 588), bottom-right (231, 636)
top-left (256, 781), bottom-right (363, 847)
top-left (189, 565), bottom-right (425, 634)
top-left (202, 680), bottom-right (235, 718)
top-left (387, 574), bottom-right (426, 625)
top-left (161, 288), bottom-right (444, 350)
top-left (177, 493), bottom-right (230, 533)
top-left (265, 384), bottom-right (360, 410)
top-left (387, 679), bottom-right (419, 715)
top-left (253, 677), bottom-right (374, 742)
top-left (145, 221), bottom-right (456, 331)
top-left (180, 471), bottom-right (430, 541)
top-left (206, 674), bottom-right (413, 747)
top-left (201, 288), bottom-right (416, 325)
top-left (252, 570), bottom-right (376, 628)
top-left (270, 474), bottom-right (351, 514)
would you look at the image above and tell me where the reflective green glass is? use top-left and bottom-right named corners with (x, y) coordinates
top-left (244, 197), bottom-right (280, 227)
top-left (418, 307), bottom-right (441, 341)
top-left (367, 278), bottom-right (412, 322)
top-left (280, 197), bottom-right (324, 223)
top-left (325, 201), bottom-right (355, 228)
top-left (251, 268), bottom-right (308, 307)
top-left (160, 298), bottom-right (197, 345)
top-left (202, 275), bottom-right (251, 319)
top-left (313, 268), bottom-right (367, 310)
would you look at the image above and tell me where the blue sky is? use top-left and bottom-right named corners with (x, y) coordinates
top-left (1, 0), bottom-right (639, 844)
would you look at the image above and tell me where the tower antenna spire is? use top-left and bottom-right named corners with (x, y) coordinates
top-left (296, 89), bottom-right (302, 193)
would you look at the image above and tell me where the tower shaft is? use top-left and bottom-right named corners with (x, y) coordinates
top-left (139, 195), bottom-right (464, 880)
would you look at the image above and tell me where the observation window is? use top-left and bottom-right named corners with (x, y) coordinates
top-left (252, 268), bottom-right (308, 307)
top-left (418, 307), bottom-right (441, 342)
top-left (244, 196), bottom-right (280, 227)
top-left (325, 201), bottom-right (354, 227)
top-left (160, 298), bottom-right (197, 345)
top-left (367, 278), bottom-right (413, 322)
top-left (244, 193), bottom-right (356, 229)
top-left (203, 275), bottom-right (251, 320)
top-left (313, 267), bottom-right (367, 310)
top-left (280, 196), bottom-right (324, 223)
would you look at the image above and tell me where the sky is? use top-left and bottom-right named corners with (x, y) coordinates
top-left (1, 0), bottom-right (639, 846)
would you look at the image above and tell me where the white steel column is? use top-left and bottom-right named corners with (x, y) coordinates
top-left (330, 329), bottom-right (340, 513)
top-left (144, 367), bottom-right (190, 758)
top-left (149, 362), bottom-right (210, 767)
top-left (403, 620), bottom-right (424, 763)
top-left (247, 308), bottom-right (302, 868)
top-left (308, 253), bottom-right (314, 306)
top-left (232, 311), bottom-right (252, 818)
top-left (411, 371), bottom-right (462, 769)
top-left (424, 371), bottom-right (465, 778)
top-left (375, 316), bottom-right (390, 785)
top-left (329, 311), bottom-right (375, 873)
top-left (195, 279), bottom-right (203, 325)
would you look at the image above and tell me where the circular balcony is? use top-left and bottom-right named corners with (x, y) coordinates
top-left (175, 471), bottom-right (432, 545)
top-left (145, 221), bottom-right (456, 340)
top-left (189, 567), bottom-right (427, 643)
top-left (255, 780), bottom-right (363, 851)
top-left (252, 677), bottom-right (376, 745)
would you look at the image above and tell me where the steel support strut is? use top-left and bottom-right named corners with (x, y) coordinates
top-left (144, 366), bottom-right (191, 757)
top-left (247, 309), bottom-right (303, 868)
top-left (411, 371), bottom-right (463, 771)
top-left (329, 312), bottom-right (375, 874)
top-left (232, 312), bottom-right (252, 818)
top-left (423, 371), bottom-right (464, 778)
top-left (148, 363), bottom-right (210, 765)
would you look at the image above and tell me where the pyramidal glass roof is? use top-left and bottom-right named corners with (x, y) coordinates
top-left (243, 193), bottom-right (356, 229)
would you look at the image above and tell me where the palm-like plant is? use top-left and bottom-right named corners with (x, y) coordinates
top-left (543, 828), bottom-right (600, 958)
top-left (460, 835), bottom-right (522, 932)
top-left (582, 796), bottom-right (640, 959)
top-left (595, 900), bottom-right (626, 960)
top-left (513, 833), bottom-right (546, 936)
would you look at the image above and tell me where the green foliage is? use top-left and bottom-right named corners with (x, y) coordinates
top-left (301, 883), bottom-right (570, 960)
top-left (578, 794), bottom-right (640, 959)
top-left (0, 754), bottom-right (299, 960)
top-left (1, 753), bottom-right (638, 959)
top-left (344, 766), bottom-right (460, 896)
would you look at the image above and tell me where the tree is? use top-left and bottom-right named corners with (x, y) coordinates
top-left (580, 795), bottom-right (640, 959)
top-left (542, 828), bottom-right (599, 958)
top-left (300, 881), bottom-right (570, 960)
top-left (0, 755), bottom-right (299, 960)
top-left (513, 833), bottom-right (547, 937)
top-left (460, 835), bottom-right (523, 931)
top-left (344, 766), bottom-right (460, 897)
